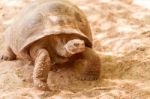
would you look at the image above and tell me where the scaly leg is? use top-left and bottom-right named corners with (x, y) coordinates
top-left (74, 48), bottom-right (100, 81)
top-left (33, 49), bottom-right (51, 91)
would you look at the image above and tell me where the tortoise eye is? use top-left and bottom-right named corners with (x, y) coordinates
top-left (74, 43), bottom-right (79, 47)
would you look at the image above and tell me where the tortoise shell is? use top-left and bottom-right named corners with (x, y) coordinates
top-left (4, 0), bottom-right (93, 55)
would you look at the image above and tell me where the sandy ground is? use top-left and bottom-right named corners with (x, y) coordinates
top-left (0, 0), bottom-right (150, 98)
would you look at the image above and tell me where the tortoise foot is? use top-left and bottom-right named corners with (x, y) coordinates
top-left (21, 88), bottom-right (51, 96)
top-left (0, 54), bottom-right (15, 61)
top-left (34, 80), bottom-right (50, 91)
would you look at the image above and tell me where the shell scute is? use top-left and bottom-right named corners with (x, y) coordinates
top-left (5, 0), bottom-right (93, 54)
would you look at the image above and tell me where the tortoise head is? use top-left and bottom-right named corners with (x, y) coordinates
top-left (56, 39), bottom-right (85, 57)
top-left (64, 39), bottom-right (85, 55)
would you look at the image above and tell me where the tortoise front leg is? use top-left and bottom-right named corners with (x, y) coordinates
top-left (33, 49), bottom-right (51, 91)
top-left (74, 48), bottom-right (100, 81)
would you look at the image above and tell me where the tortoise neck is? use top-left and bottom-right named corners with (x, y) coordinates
top-left (55, 37), bottom-right (73, 57)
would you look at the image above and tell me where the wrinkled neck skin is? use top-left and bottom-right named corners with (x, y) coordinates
top-left (55, 38), bottom-right (73, 58)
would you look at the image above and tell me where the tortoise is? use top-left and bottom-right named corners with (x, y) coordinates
top-left (0, 0), bottom-right (100, 91)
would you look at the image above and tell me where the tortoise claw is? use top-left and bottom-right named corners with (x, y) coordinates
top-left (0, 55), bottom-right (9, 61)
top-left (77, 71), bottom-right (99, 81)
top-left (33, 79), bottom-right (50, 91)
top-left (0, 54), bottom-right (15, 61)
